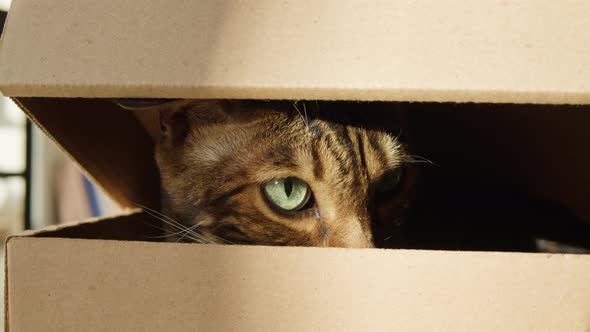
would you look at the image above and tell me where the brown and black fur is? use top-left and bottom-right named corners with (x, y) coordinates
top-left (137, 100), bottom-right (416, 248)
top-left (115, 99), bottom-right (590, 253)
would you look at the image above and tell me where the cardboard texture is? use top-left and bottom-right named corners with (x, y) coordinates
top-left (1, 0), bottom-right (590, 331)
top-left (1, 0), bottom-right (590, 104)
top-left (7, 214), bottom-right (590, 332)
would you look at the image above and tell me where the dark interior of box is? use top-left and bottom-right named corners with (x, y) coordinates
top-left (20, 98), bottom-right (590, 253)
top-left (406, 103), bottom-right (590, 253)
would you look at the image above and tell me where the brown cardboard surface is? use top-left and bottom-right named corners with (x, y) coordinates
top-left (6, 218), bottom-right (590, 332)
top-left (1, 0), bottom-right (590, 104)
top-left (15, 98), bottom-right (160, 210)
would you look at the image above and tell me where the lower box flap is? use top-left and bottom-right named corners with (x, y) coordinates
top-left (6, 234), bottom-right (590, 331)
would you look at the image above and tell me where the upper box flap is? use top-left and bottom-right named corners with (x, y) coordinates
top-left (1, 0), bottom-right (590, 104)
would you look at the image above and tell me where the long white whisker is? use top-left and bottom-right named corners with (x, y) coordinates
top-left (175, 223), bottom-right (204, 242)
top-left (403, 160), bottom-right (433, 164)
top-left (302, 101), bottom-right (309, 128)
top-left (176, 220), bottom-right (220, 244)
top-left (136, 204), bottom-right (186, 229)
top-left (139, 204), bottom-right (228, 244)
top-left (135, 203), bottom-right (235, 245)
top-left (144, 211), bottom-right (213, 243)
top-left (406, 155), bottom-right (437, 166)
top-left (141, 219), bottom-right (178, 237)
top-left (293, 101), bottom-right (309, 129)
top-left (147, 223), bottom-right (200, 239)
top-left (144, 226), bottom-right (208, 244)
top-left (142, 209), bottom-right (183, 231)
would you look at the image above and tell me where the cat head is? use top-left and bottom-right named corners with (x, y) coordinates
top-left (118, 99), bottom-right (417, 248)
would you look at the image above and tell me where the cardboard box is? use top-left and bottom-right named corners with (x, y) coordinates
top-left (1, 0), bottom-right (590, 331)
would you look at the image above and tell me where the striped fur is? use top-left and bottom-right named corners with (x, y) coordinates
top-left (154, 100), bottom-right (415, 248)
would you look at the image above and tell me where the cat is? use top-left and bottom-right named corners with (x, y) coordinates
top-left (118, 99), bottom-right (417, 248)
top-left (116, 99), bottom-right (590, 253)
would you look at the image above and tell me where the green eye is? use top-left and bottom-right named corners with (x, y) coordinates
top-left (262, 177), bottom-right (311, 212)
top-left (375, 168), bottom-right (404, 194)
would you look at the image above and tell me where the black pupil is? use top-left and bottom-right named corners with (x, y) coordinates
top-left (284, 178), bottom-right (293, 197)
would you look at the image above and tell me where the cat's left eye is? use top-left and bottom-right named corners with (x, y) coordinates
top-left (262, 177), bottom-right (312, 213)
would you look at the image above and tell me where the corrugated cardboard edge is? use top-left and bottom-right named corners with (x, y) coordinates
top-left (2, 85), bottom-right (590, 105)
top-left (3, 208), bottom-right (142, 331)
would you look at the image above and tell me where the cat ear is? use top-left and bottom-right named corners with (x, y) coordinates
top-left (113, 98), bottom-right (191, 143)
top-left (114, 99), bottom-right (232, 143)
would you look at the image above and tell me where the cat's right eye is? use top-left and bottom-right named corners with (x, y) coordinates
top-left (375, 167), bottom-right (404, 195)
top-left (262, 177), bottom-right (312, 213)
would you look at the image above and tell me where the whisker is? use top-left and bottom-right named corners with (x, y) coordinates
top-left (292, 100), bottom-right (310, 129)
top-left (136, 204), bottom-right (213, 242)
top-left (141, 209), bottom-right (187, 234)
top-left (134, 203), bottom-right (235, 244)
top-left (141, 209), bottom-right (183, 232)
top-left (140, 218), bottom-right (178, 237)
top-left (140, 208), bottom-right (214, 244)
top-left (175, 223), bottom-right (204, 242)
top-left (136, 203), bottom-right (185, 228)
top-left (135, 203), bottom-right (233, 244)
top-left (147, 223), bottom-right (200, 239)
top-left (142, 222), bottom-right (208, 244)
top-left (402, 160), bottom-right (434, 165)
top-left (139, 216), bottom-right (211, 243)
top-left (302, 101), bottom-right (309, 128)
top-left (175, 220), bottom-right (220, 244)
top-left (405, 154), bottom-right (437, 166)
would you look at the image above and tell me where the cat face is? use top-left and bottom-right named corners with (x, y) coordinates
top-left (128, 100), bottom-right (415, 248)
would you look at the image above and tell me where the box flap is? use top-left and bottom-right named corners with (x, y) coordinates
top-left (1, 0), bottom-right (590, 104)
top-left (15, 98), bottom-right (160, 209)
top-left (6, 230), bottom-right (590, 331)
